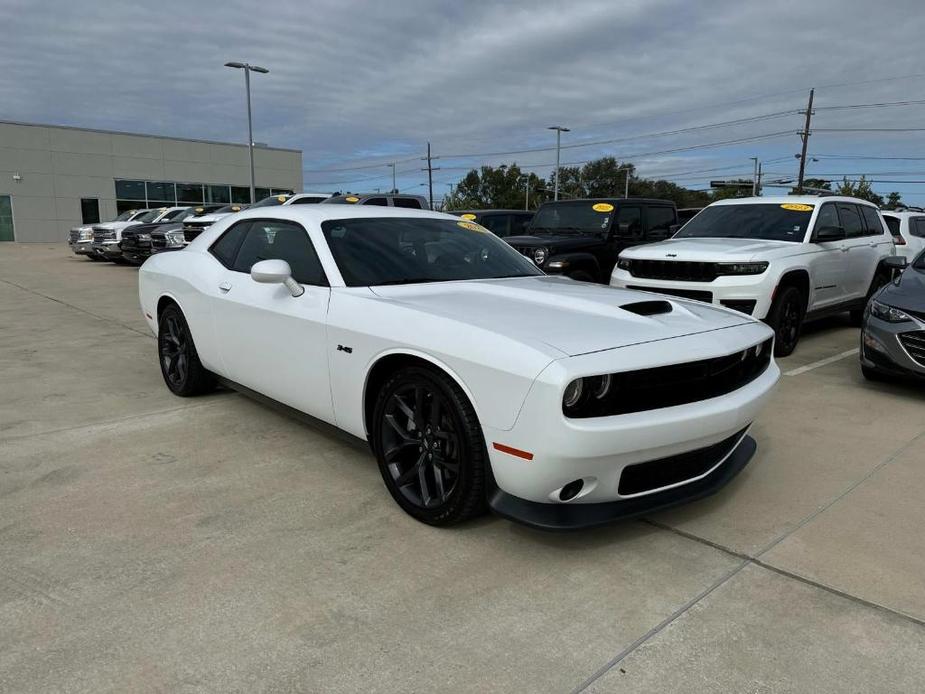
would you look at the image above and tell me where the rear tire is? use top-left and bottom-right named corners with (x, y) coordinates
top-left (371, 365), bottom-right (488, 526)
top-left (766, 285), bottom-right (805, 357)
top-left (157, 304), bottom-right (216, 397)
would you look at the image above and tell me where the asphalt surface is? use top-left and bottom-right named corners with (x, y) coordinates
top-left (2, 244), bottom-right (924, 693)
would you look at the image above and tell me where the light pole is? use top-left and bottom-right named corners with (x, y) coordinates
top-left (548, 126), bottom-right (570, 201)
top-left (750, 157), bottom-right (759, 196)
top-left (387, 163), bottom-right (397, 193)
top-left (224, 61), bottom-right (269, 204)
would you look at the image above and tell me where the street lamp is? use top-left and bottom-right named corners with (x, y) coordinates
top-left (387, 163), bottom-right (397, 193)
top-left (224, 61), bottom-right (269, 204)
top-left (548, 125), bottom-right (570, 201)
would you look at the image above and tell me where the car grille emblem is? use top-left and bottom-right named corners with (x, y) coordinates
top-left (666, 253), bottom-right (677, 258)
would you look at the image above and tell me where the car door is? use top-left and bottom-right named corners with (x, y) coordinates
top-left (207, 218), bottom-right (335, 423)
top-left (643, 205), bottom-right (676, 244)
top-left (807, 202), bottom-right (847, 309)
top-left (839, 203), bottom-right (875, 299)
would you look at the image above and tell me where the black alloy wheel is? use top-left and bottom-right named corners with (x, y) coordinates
top-left (372, 366), bottom-right (487, 526)
top-left (768, 286), bottom-right (805, 357)
top-left (157, 304), bottom-right (215, 397)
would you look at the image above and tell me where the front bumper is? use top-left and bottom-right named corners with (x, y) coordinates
top-left (482, 323), bottom-right (778, 525)
top-left (610, 268), bottom-right (773, 319)
top-left (489, 432), bottom-right (756, 530)
top-left (70, 240), bottom-right (94, 255)
top-left (860, 313), bottom-right (925, 378)
top-left (91, 241), bottom-right (123, 260)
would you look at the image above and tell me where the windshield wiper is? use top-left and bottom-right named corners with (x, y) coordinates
top-left (373, 277), bottom-right (441, 286)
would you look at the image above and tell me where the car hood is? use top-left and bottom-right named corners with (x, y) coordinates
top-left (126, 221), bottom-right (183, 235)
top-left (189, 212), bottom-right (232, 224)
top-left (506, 233), bottom-right (601, 249)
top-left (876, 266), bottom-right (925, 313)
top-left (94, 221), bottom-right (137, 231)
top-left (621, 237), bottom-right (796, 262)
top-left (369, 275), bottom-right (755, 357)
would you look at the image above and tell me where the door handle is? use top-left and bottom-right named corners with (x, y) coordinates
top-left (219, 281), bottom-right (232, 293)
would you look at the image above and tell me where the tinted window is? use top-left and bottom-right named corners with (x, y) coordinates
top-left (912, 218), bottom-right (925, 238)
top-left (532, 201), bottom-right (614, 233)
top-left (615, 207), bottom-right (642, 238)
top-left (676, 203), bottom-right (812, 242)
top-left (321, 217), bottom-right (542, 286)
top-left (135, 209), bottom-right (163, 223)
top-left (647, 206), bottom-right (676, 234)
top-left (80, 198), bottom-right (100, 224)
top-left (859, 206), bottom-right (883, 236)
top-left (210, 221), bottom-right (250, 267)
top-left (251, 195), bottom-right (290, 208)
top-left (177, 183), bottom-right (204, 203)
top-left (837, 203), bottom-right (864, 238)
top-left (162, 208), bottom-right (190, 221)
top-left (147, 182), bottom-right (175, 202)
top-left (290, 196), bottom-right (324, 205)
top-left (814, 203), bottom-right (839, 232)
top-left (232, 220), bottom-right (327, 285)
top-left (365, 197), bottom-right (389, 206)
top-left (480, 215), bottom-right (509, 236)
top-left (115, 180), bottom-right (146, 200)
top-left (393, 197), bottom-right (423, 209)
top-left (231, 186), bottom-right (251, 204)
top-left (883, 215), bottom-right (901, 236)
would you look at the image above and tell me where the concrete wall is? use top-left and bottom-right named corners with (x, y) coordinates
top-left (0, 121), bottom-right (303, 242)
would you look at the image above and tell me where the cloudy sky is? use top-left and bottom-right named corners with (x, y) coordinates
top-left (2, 0), bottom-right (925, 202)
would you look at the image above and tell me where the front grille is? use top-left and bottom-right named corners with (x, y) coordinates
top-left (627, 285), bottom-right (713, 303)
top-left (565, 337), bottom-right (773, 418)
top-left (625, 259), bottom-right (718, 282)
top-left (92, 229), bottom-right (115, 242)
top-left (721, 299), bottom-right (757, 315)
top-left (151, 235), bottom-right (167, 249)
top-left (68, 229), bottom-right (80, 243)
top-left (618, 427), bottom-right (748, 495)
top-left (899, 331), bottom-right (925, 366)
top-left (183, 221), bottom-right (211, 243)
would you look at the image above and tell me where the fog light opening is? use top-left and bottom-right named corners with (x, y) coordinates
top-left (559, 479), bottom-right (584, 502)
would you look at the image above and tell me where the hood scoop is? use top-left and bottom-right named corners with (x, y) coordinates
top-left (620, 300), bottom-right (673, 316)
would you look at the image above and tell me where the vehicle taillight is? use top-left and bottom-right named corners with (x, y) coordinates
top-left (893, 235), bottom-right (906, 245)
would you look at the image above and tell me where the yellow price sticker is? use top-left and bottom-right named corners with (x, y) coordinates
top-left (780, 203), bottom-right (814, 212)
top-left (277, 195), bottom-right (288, 202)
top-left (457, 221), bottom-right (486, 232)
top-left (592, 203), bottom-right (614, 212)
top-left (460, 213), bottom-right (478, 220)
top-left (345, 196), bottom-right (360, 203)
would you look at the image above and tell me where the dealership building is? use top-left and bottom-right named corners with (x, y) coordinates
top-left (0, 120), bottom-right (303, 242)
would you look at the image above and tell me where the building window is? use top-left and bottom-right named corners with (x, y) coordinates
top-left (146, 182), bottom-right (176, 202)
top-left (80, 198), bottom-right (100, 224)
top-left (116, 200), bottom-right (143, 214)
top-left (114, 178), bottom-right (284, 212)
top-left (177, 183), bottom-right (204, 204)
top-left (115, 180), bottom-right (146, 200)
top-left (231, 186), bottom-right (251, 204)
top-left (207, 185), bottom-right (230, 203)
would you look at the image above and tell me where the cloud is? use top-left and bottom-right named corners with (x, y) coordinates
top-left (1, 0), bottom-right (924, 200)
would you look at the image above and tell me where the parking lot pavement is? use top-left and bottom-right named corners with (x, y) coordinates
top-left (2, 244), bottom-right (924, 693)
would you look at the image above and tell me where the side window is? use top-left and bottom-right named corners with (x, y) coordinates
top-left (646, 206), bottom-right (676, 235)
top-left (393, 197), bottom-right (423, 209)
top-left (291, 197), bottom-right (323, 205)
top-left (883, 216), bottom-right (901, 238)
top-left (513, 214), bottom-right (532, 234)
top-left (859, 206), bottom-right (884, 236)
top-left (615, 206), bottom-right (642, 238)
top-left (364, 197), bottom-right (389, 206)
top-left (480, 215), bottom-right (508, 236)
top-left (836, 203), bottom-right (864, 238)
top-left (814, 203), bottom-right (839, 234)
top-left (231, 220), bottom-right (327, 285)
top-left (912, 218), bottom-right (925, 238)
top-left (210, 221), bottom-right (251, 267)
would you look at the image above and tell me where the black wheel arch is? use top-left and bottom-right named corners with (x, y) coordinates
top-left (775, 269), bottom-right (810, 305)
top-left (544, 251), bottom-right (601, 280)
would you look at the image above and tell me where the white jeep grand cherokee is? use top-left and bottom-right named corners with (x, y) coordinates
top-left (611, 196), bottom-right (895, 356)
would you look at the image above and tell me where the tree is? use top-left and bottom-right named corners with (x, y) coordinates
top-left (444, 164), bottom-right (546, 210)
top-left (883, 191), bottom-right (904, 210)
top-left (801, 178), bottom-right (832, 192)
top-left (835, 176), bottom-right (884, 206)
top-left (709, 180), bottom-right (754, 201)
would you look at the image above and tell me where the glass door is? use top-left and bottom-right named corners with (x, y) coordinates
top-left (0, 196), bottom-right (13, 242)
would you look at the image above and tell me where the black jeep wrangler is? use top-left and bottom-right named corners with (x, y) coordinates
top-left (504, 198), bottom-right (679, 283)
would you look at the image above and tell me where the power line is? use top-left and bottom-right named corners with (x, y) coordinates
top-left (303, 155), bottom-right (420, 174)
top-left (814, 98), bottom-right (925, 111)
top-left (813, 127), bottom-right (925, 132)
top-left (814, 154), bottom-right (925, 161)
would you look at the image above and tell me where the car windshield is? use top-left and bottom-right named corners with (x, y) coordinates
top-left (252, 195), bottom-right (290, 208)
top-left (529, 201), bottom-right (615, 234)
top-left (215, 204), bottom-right (246, 214)
top-left (914, 250), bottom-right (925, 270)
top-left (321, 217), bottom-right (544, 286)
top-left (162, 208), bottom-right (190, 221)
top-left (135, 209), bottom-right (163, 223)
top-left (114, 210), bottom-right (137, 221)
top-left (674, 203), bottom-right (812, 242)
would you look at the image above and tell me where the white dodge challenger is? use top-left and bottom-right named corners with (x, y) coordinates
top-left (139, 206), bottom-right (780, 530)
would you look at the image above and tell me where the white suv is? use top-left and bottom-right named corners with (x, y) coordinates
top-left (880, 210), bottom-right (925, 261)
top-left (611, 196), bottom-right (896, 356)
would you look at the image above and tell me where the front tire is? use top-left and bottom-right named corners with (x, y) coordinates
top-left (767, 285), bottom-right (805, 357)
top-left (371, 366), bottom-right (488, 526)
top-left (157, 304), bottom-right (215, 397)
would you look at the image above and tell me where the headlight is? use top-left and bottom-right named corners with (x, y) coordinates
top-left (562, 374), bottom-right (612, 414)
top-left (715, 262), bottom-right (769, 275)
top-left (869, 300), bottom-right (912, 323)
top-left (165, 231), bottom-right (185, 246)
top-left (136, 233), bottom-right (150, 241)
top-left (617, 258), bottom-right (631, 271)
top-left (80, 230), bottom-right (92, 240)
top-left (533, 247), bottom-right (548, 265)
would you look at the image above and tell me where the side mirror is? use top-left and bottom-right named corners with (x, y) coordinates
top-left (814, 225), bottom-right (846, 242)
top-left (883, 255), bottom-right (908, 271)
top-left (250, 258), bottom-right (304, 297)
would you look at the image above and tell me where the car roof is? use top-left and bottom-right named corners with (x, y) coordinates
top-left (710, 195), bottom-right (880, 208)
top-left (538, 197), bottom-right (674, 206)
top-left (229, 205), bottom-right (457, 225)
top-left (454, 209), bottom-right (534, 215)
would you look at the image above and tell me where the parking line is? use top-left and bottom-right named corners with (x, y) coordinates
top-left (783, 348), bottom-right (859, 377)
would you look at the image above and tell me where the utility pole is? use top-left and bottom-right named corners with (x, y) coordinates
top-left (548, 125), bottom-right (570, 201)
top-left (756, 162), bottom-right (763, 196)
top-left (750, 157), bottom-right (759, 196)
top-left (796, 88), bottom-right (815, 194)
top-left (421, 143), bottom-right (439, 210)
top-left (387, 163), bottom-right (397, 193)
top-left (525, 176), bottom-right (530, 210)
top-left (624, 167), bottom-right (630, 198)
